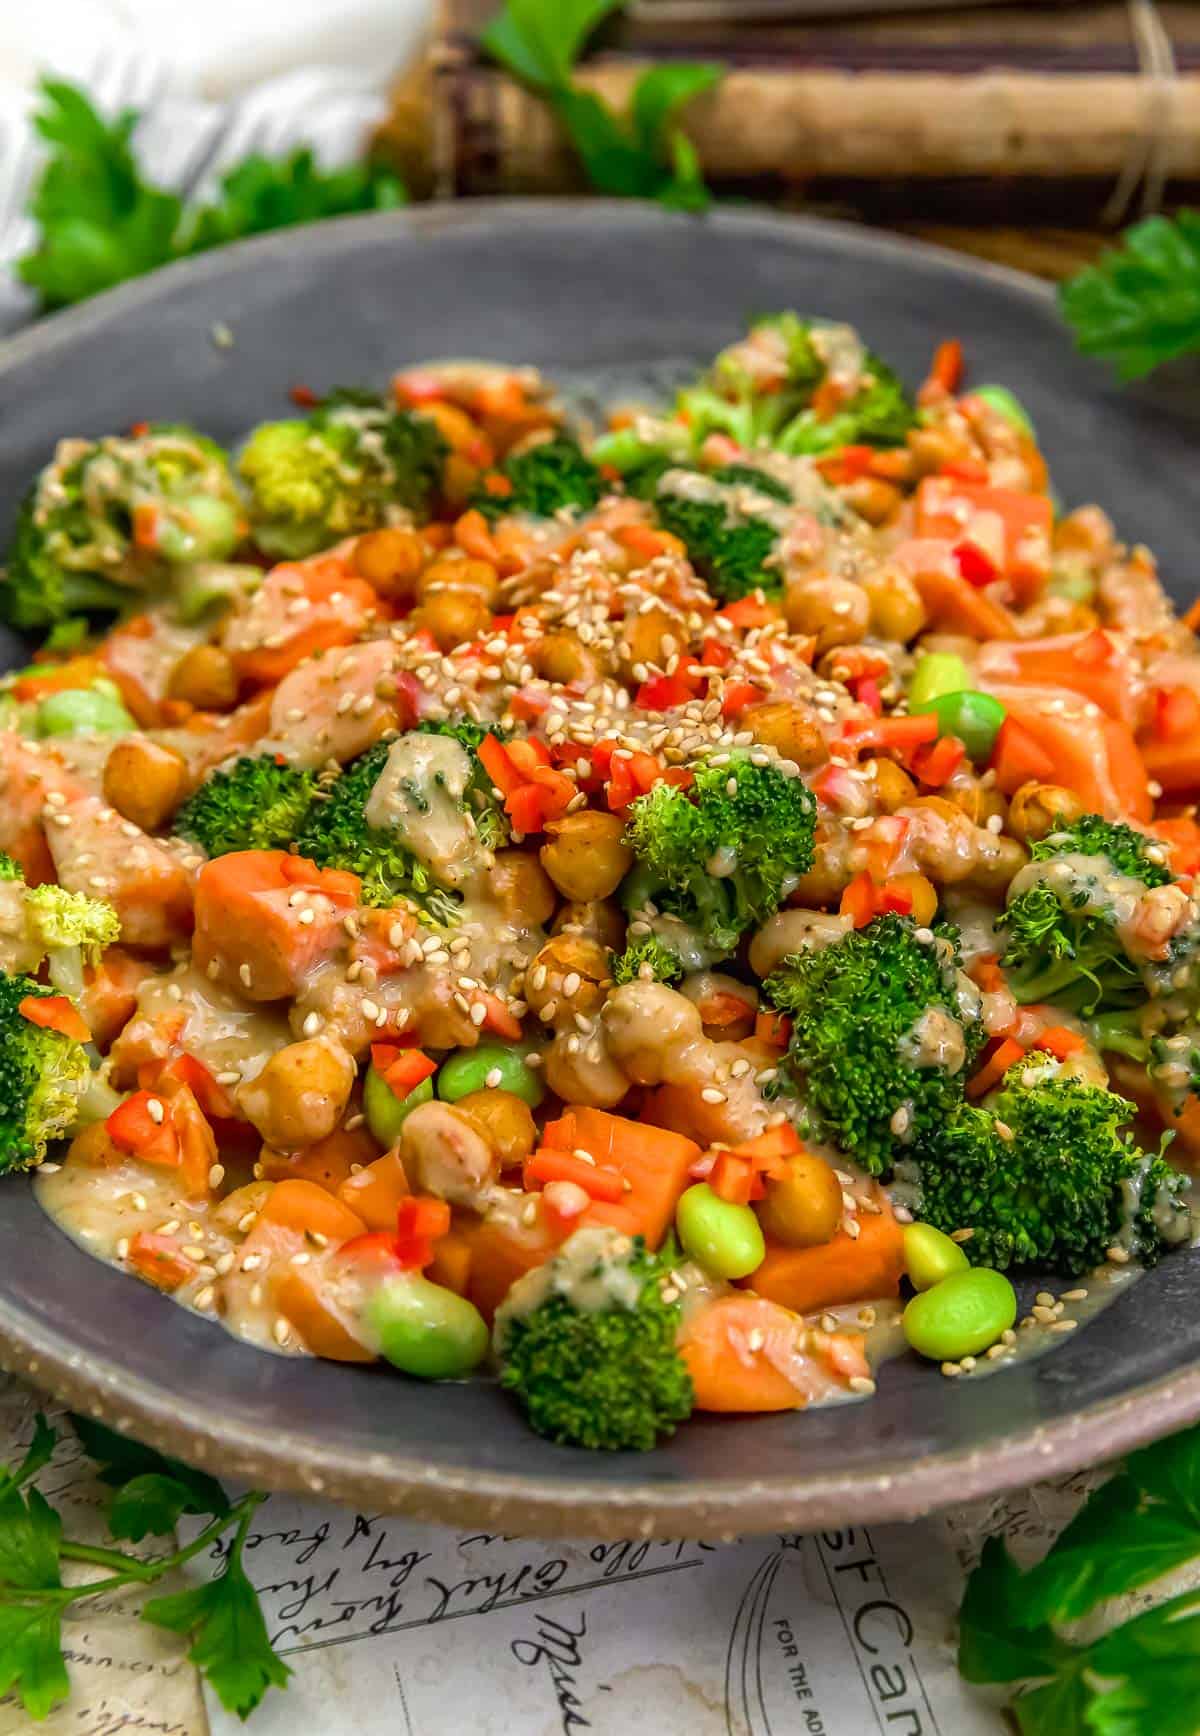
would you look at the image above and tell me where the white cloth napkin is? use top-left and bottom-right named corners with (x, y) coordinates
top-left (0, 0), bottom-right (428, 335)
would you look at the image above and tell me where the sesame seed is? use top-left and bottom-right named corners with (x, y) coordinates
top-left (485, 1067), bottom-right (503, 1089)
top-left (273, 1317), bottom-right (291, 1347)
top-left (297, 908), bottom-right (315, 926)
top-left (146, 1098), bottom-right (165, 1125)
top-left (242, 1253), bottom-right (263, 1272)
top-left (249, 1282), bottom-right (264, 1307)
top-left (848, 1376), bottom-right (876, 1396)
top-left (214, 1252), bottom-right (236, 1276)
top-left (1050, 1319), bottom-right (1078, 1333)
top-left (208, 1164), bottom-right (225, 1190)
top-left (941, 1362), bottom-right (963, 1378)
top-left (194, 1286), bottom-right (216, 1311)
top-left (239, 964), bottom-right (253, 989)
top-left (1062, 1288), bottom-right (1088, 1302)
top-left (116, 1237), bottom-right (130, 1260)
top-left (301, 1012), bottom-right (322, 1037)
top-left (700, 1087), bottom-right (726, 1104)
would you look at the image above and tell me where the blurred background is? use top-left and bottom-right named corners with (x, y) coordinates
top-left (0, 1), bottom-right (1197, 341)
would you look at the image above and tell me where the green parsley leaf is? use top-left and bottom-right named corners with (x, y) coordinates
top-left (481, 0), bottom-right (721, 211)
top-left (0, 1601), bottom-right (69, 1721)
top-left (17, 80), bottom-right (408, 313)
top-left (179, 151), bottom-right (405, 254)
top-left (4, 1416), bottom-right (58, 1494)
top-left (143, 1544), bottom-right (290, 1719)
top-left (0, 1486), bottom-right (63, 1593)
top-left (1059, 211), bottom-right (1200, 380)
top-left (958, 1536), bottom-right (1080, 1685)
top-left (71, 1416), bottom-right (229, 1539)
top-left (17, 80), bottom-right (181, 309)
top-left (481, 0), bottom-right (623, 90)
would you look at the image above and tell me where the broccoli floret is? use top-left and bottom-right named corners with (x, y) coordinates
top-left (494, 1226), bottom-right (694, 1451)
top-left (710, 462), bottom-right (793, 502)
top-left (676, 313), bottom-right (915, 458)
top-left (624, 751), bottom-right (816, 959)
top-left (474, 436), bottom-right (604, 523)
top-left (2, 426), bottom-right (243, 631)
top-left (238, 391), bottom-right (447, 559)
top-left (611, 933), bottom-right (684, 987)
top-left (0, 972), bottom-right (90, 1172)
top-left (174, 756), bottom-right (317, 858)
top-left (296, 733), bottom-right (478, 921)
top-left (23, 884), bottom-right (119, 1000)
top-left (589, 420), bottom-right (691, 499)
top-left (915, 1054), bottom-right (1192, 1272)
top-left (0, 854), bottom-right (21, 881)
top-left (651, 467), bottom-right (783, 603)
top-left (408, 719), bottom-right (509, 854)
top-left (997, 815), bottom-right (1177, 1013)
top-left (765, 913), bottom-right (984, 1175)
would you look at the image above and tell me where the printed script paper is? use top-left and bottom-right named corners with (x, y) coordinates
top-left (0, 1371), bottom-right (1123, 1736)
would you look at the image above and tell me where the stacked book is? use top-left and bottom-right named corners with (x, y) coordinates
top-left (415, 1), bottom-right (1200, 228)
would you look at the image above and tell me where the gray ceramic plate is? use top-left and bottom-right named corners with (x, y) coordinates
top-left (1, 203), bottom-right (1198, 1539)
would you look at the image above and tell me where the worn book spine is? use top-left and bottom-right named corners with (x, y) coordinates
top-left (428, 0), bottom-right (1200, 196)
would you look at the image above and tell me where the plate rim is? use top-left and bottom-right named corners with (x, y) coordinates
top-left (3, 197), bottom-right (1193, 1539)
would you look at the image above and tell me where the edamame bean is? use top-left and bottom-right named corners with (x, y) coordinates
top-left (973, 384), bottom-right (1035, 440)
top-left (364, 1274), bottom-right (488, 1379)
top-left (364, 1067), bottom-right (433, 1148)
top-left (908, 653), bottom-right (968, 710)
top-left (36, 685), bottom-right (134, 737)
top-left (437, 1043), bottom-right (544, 1109)
top-left (911, 689), bottom-right (1007, 762)
top-left (903, 1222), bottom-right (970, 1292)
top-left (902, 1267), bottom-right (1017, 1363)
top-left (676, 1183), bottom-right (765, 1281)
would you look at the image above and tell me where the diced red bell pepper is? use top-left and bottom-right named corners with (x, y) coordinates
top-left (912, 734), bottom-right (967, 788)
top-left (1036, 1025), bottom-right (1086, 1061)
top-left (524, 1148), bottom-right (625, 1203)
top-left (718, 596), bottom-right (781, 631)
top-left (1153, 685), bottom-right (1200, 743)
top-left (987, 715), bottom-right (1057, 795)
top-left (479, 733), bottom-right (524, 797)
top-left (106, 1090), bottom-right (182, 1167)
top-left (637, 673), bottom-right (695, 711)
top-left (394, 1196), bottom-right (451, 1270)
top-left (380, 1049), bottom-right (437, 1098)
top-left (18, 994), bottom-right (90, 1043)
top-left (840, 871), bottom-right (881, 929)
top-left (966, 1036), bottom-right (1027, 1099)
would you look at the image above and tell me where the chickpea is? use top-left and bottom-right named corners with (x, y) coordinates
top-left (417, 556), bottom-right (500, 605)
top-left (413, 588), bottom-right (492, 651)
top-left (621, 603), bottom-right (681, 670)
top-left (969, 832), bottom-right (1028, 895)
top-left (167, 644), bottom-right (238, 711)
top-left (352, 527), bottom-right (427, 600)
top-left (942, 776), bottom-right (1007, 829)
top-left (488, 848), bottom-right (557, 926)
top-left (400, 1099), bottom-right (498, 1209)
top-left (525, 933), bottom-right (610, 1026)
top-left (236, 1039), bottom-right (355, 1150)
top-left (885, 871), bottom-right (939, 926)
top-left (533, 631), bottom-right (591, 685)
top-left (783, 574), bottom-right (869, 654)
top-left (211, 1180), bottom-right (274, 1237)
top-left (65, 1120), bottom-right (123, 1169)
top-left (742, 701), bottom-right (828, 770)
top-left (867, 756), bottom-right (918, 814)
top-left (861, 567), bottom-right (928, 643)
top-left (785, 839), bottom-right (850, 910)
top-left (843, 476), bottom-right (903, 527)
top-left (1007, 781), bottom-right (1086, 844)
top-left (540, 811), bottom-right (632, 902)
top-left (908, 424), bottom-right (970, 478)
top-left (418, 400), bottom-right (489, 457)
top-left (749, 907), bottom-right (852, 978)
top-left (757, 1153), bottom-right (844, 1247)
top-left (552, 899), bottom-right (626, 951)
top-left (542, 1028), bottom-right (629, 1108)
top-left (102, 738), bottom-right (188, 832)
top-left (455, 1088), bottom-right (536, 1168)
top-left (441, 454), bottom-right (482, 510)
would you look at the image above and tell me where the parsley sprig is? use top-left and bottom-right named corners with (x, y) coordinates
top-left (17, 79), bottom-right (405, 313)
top-left (1059, 210), bottom-right (1200, 380)
top-left (959, 1422), bottom-right (1200, 1734)
top-left (0, 1413), bottom-right (286, 1722)
top-left (481, 0), bottom-right (722, 211)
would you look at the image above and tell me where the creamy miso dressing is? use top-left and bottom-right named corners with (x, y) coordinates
top-left (363, 732), bottom-right (486, 887)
